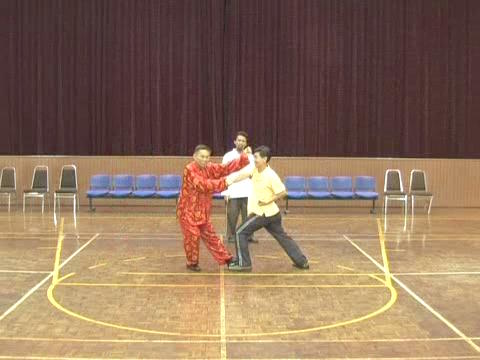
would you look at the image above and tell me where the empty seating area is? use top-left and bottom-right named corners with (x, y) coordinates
top-left (284, 176), bottom-right (379, 213)
top-left (0, 166), bottom-right (433, 216)
top-left (87, 174), bottom-right (182, 211)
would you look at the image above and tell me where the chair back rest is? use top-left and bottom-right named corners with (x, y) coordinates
top-left (32, 166), bottom-right (49, 192)
top-left (136, 175), bottom-right (157, 190)
top-left (284, 176), bottom-right (306, 192)
top-left (384, 169), bottom-right (403, 192)
top-left (410, 170), bottom-right (427, 192)
top-left (0, 167), bottom-right (16, 190)
top-left (113, 175), bottom-right (134, 190)
top-left (331, 176), bottom-right (353, 191)
top-left (159, 175), bottom-right (182, 190)
top-left (59, 165), bottom-right (78, 190)
top-left (355, 176), bottom-right (376, 192)
top-left (90, 175), bottom-right (111, 190)
top-left (307, 176), bottom-right (329, 192)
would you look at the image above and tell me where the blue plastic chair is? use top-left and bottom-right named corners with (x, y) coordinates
top-left (212, 192), bottom-right (224, 200)
top-left (285, 176), bottom-right (308, 211)
top-left (331, 176), bottom-right (354, 199)
top-left (307, 177), bottom-right (331, 199)
top-left (156, 175), bottom-right (181, 199)
top-left (355, 176), bottom-right (378, 200)
top-left (86, 174), bottom-right (111, 211)
top-left (109, 175), bottom-right (134, 198)
top-left (355, 176), bottom-right (378, 213)
top-left (87, 175), bottom-right (111, 198)
top-left (133, 175), bottom-right (157, 198)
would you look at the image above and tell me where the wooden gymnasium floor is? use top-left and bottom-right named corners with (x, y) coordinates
top-left (0, 205), bottom-right (480, 360)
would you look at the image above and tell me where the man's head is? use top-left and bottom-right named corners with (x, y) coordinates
top-left (234, 131), bottom-right (248, 151)
top-left (253, 146), bottom-right (272, 168)
top-left (193, 144), bottom-right (212, 168)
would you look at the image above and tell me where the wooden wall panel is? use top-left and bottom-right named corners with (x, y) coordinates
top-left (0, 156), bottom-right (478, 208)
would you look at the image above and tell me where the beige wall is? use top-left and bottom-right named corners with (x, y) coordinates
top-left (0, 156), bottom-right (478, 208)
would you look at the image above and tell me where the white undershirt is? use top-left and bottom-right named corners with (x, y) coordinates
top-left (221, 149), bottom-right (255, 199)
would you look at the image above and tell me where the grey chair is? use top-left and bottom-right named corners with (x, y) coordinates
top-left (409, 169), bottom-right (433, 215)
top-left (0, 167), bottom-right (17, 212)
top-left (23, 165), bottom-right (49, 213)
top-left (54, 165), bottom-right (79, 217)
top-left (383, 169), bottom-right (407, 216)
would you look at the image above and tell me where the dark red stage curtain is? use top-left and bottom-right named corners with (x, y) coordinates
top-left (1, 0), bottom-right (479, 157)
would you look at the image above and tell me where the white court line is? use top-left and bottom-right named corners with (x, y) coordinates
top-left (1, 336), bottom-right (480, 344)
top-left (343, 234), bottom-right (480, 353)
top-left (0, 233), bottom-right (100, 322)
top-left (0, 270), bottom-right (51, 274)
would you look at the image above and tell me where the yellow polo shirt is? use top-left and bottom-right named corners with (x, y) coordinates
top-left (248, 166), bottom-right (286, 217)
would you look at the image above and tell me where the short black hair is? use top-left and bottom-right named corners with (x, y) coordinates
top-left (236, 131), bottom-right (248, 141)
top-left (254, 146), bottom-right (272, 163)
top-left (194, 144), bottom-right (212, 154)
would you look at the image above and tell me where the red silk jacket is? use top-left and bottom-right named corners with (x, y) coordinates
top-left (177, 153), bottom-right (249, 226)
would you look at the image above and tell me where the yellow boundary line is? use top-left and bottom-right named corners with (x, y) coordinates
top-left (57, 283), bottom-right (384, 289)
top-left (46, 272), bottom-right (397, 338)
top-left (219, 236), bottom-right (227, 360)
top-left (344, 219), bottom-right (480, 354)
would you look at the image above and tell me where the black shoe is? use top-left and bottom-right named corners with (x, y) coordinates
top-left (228, 263), bottom-right (252, 272)
top-left (186, 264), bottom-right (201, 272)
top-left (293, 261), bottom-right (310, 270)
top-left (248, 237), bottom-right (258, 244)
top-left (227, 237), bottom-right (235, 244)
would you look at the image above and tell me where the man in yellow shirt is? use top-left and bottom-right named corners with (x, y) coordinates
top-left (228, 146), bottom-right (309, 272)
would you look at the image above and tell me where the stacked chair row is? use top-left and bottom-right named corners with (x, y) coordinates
top-left (283, 176), bottom-right (379, 212)
top-left (0, 165), bottom-right (79, 214)
top-left (87, 174), bottom-right (182, 211)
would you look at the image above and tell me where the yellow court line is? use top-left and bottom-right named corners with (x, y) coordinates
top-left (52, 218), bottom-right (65, 284)
top-left (219, 237), bottom-right (227, 360)
top-left (117, 270), bottom-right (480, 277)
top-left (46, 271), bottom-right (397, 338)
top-left (344, 230), bottom-right (480, 354)
top-left (122, 256), bottom-right (146, 262)
top-left (337, 265), bottom-right (355, 272)
top-left (0, 270), bottom-right (51, 274)
top-left (1, 356), bottom-right (480, 360)
top-left (117, 271), bottom-right (385, 277)
top-left (57, 282), bottom-right (385, 289)
top-left (0, 229), bottom-right (99, 322)
top-left (88, 263), bottom-right (107, 270)
top-left (377, 219), bottom-right (393, 287)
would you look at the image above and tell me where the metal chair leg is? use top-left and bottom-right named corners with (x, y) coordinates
top-left (411, 196), bottom-right (415, 216)
top-left (41, 196), bottom-right (45, 214)
top-left (23, 194), bottom-right (26, 213)
top-left (8, 194), bottom-right (11, 213)
top-left (384, 197), bottom-right (388, 215)
top-left (54, 194), bottom-right (57, 215)
top-left (428, 196), bottom-right (433, 214)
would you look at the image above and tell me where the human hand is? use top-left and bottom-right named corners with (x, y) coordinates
top-left (244, 146), bottom-right (252, 155)
top-left (258, 200), bottom-right (272, 207)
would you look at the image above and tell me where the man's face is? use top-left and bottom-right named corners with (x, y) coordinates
top-left (234, 135), bottom-right (247, 151)
top-left (194, 149), bottom-right (211, 168)
top-left (254, 152), bottom-right (267, 168)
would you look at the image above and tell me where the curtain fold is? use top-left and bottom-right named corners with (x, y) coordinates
top-left (0, 0), bottom-right (478, 157)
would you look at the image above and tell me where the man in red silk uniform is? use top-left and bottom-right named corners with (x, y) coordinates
top-left (177, 144), bottom-right (251, 271)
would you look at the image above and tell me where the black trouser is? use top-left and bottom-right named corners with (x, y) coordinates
top-left (234, 212), bottom-right (308, 267)
top-left (226, 197), bottom-right (249, 242)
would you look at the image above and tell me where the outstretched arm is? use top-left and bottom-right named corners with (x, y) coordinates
top-left (206, 150), bottom-right (251, 179)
